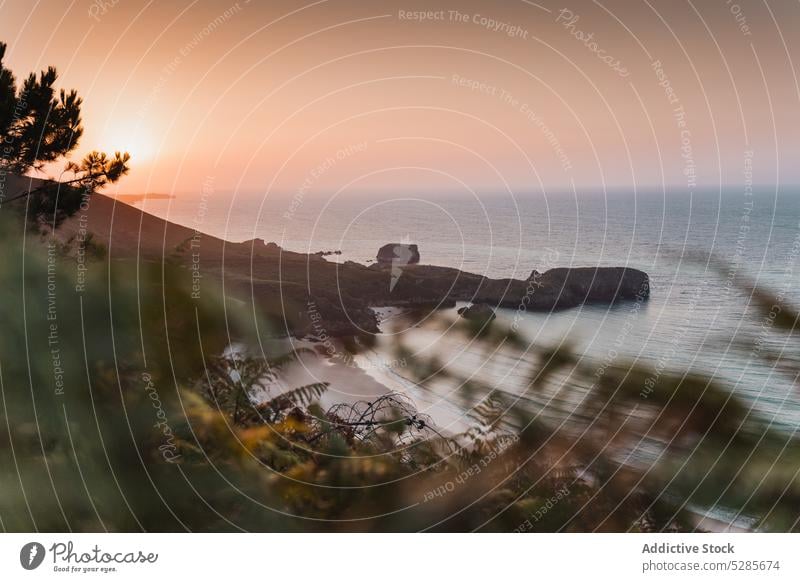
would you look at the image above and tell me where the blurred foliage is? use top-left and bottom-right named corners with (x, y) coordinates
top-left (1, 210), bottom-right (799, 532)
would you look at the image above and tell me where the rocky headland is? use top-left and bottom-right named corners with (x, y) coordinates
top-left (45, 191), bottom-right (650, 339)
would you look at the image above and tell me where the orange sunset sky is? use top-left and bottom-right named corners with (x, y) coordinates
top-left (1, 0), bottom-right (799, 197)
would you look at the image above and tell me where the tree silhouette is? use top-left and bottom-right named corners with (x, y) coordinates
top-left (0, 41), bottom-right (83, 174)
top-left (0, 41), bottom-right (130, 226)
top-left (24, 150), bottom-right (131, 227)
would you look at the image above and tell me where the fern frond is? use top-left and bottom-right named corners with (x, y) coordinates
top-left (263, 382), bottom-right (329, 411)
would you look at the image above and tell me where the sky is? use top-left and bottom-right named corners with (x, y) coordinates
top-left (1, 0), bottom-right (799, 197)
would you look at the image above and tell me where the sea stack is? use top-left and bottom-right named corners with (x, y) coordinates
top-left (376, 243), bottom-right (420, 265)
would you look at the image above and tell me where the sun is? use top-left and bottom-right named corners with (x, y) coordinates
top-left (101, 122), bottom-right (156, 162)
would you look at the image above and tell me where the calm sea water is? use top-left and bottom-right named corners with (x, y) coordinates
top-left (135, 187), bottom-right (800, 436)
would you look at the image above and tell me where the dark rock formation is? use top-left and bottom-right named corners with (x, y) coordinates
top-left (457, 303), bottom-right (496, 322)
top-left (208, 241), bottom-right (649, 337)
top-left (366, 262), bottom-right (650, 313)
top-left (533, 267), bottom-right (650, 305)
top-left (62, 192), bottom-right (650, 339)
top-left (377, 243), bottom-right (420, 265)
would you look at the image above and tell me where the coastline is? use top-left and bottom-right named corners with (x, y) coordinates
top-left (48, 189), bottom-right (650, 340)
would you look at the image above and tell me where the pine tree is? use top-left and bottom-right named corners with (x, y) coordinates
top-left (0, 40), bottom-right (129, 226)
top-left (0, 41), bottom-right (83, 174)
